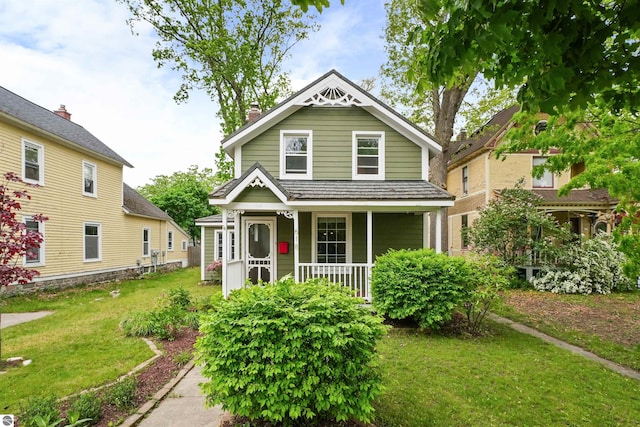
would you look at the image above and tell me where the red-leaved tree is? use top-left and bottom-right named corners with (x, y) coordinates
top-left (0, 171), bottom-right (47, 366)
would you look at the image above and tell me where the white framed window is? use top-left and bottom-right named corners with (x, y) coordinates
top-left (215, 230), bottom-right (236, 260)
top-left (462, 166), bottom-right (469, 195)
top-left (83, 222), bottom-right (101, 262)
top-left (24, 215), bottom-right (45, 266)
top-left (532, 156), bottom-right (554, 188)
top-left (280, 130), bottom-right (312, 179)
top-left (181, 240), bottom-right (188, 251)
top-left (22, 139), bottom-right (44, 185)
top-left (312, 213), bottom-right (351, 264)
top-left (167, 230), bottom-right (174, 251)
top-left (82, 161), bottom-right (97, 197)
top-left (461, 214), bottom-right (470, 249)
top-left (142, 228), bottom-right (150, 257)
top-left (353, 131), bottom-right (385, 179)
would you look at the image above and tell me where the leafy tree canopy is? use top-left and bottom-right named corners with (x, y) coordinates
top-left (137, 166), bottom-right (218, 241)
top-left (410, 0), bottom-right (640, 114)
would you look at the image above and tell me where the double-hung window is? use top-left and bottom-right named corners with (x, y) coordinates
top-left (23, 140), bottom-right (44, 185)
top-left (532, 157), bottom-right (554, 188)
top-left (142, 228), bottom-right (150, 257)
top-left (167, 230), bottom-right (174, 251)
top-left (461, 214), bottom-right (470, 249)
top-left (314, 214), bottom-right (350, 264)
top-left (84, 223), bottom-right (101, 262)
top-left (215, 230), bottom-right (236, 260)
top-left (353, 131), bottom-right (384, 179)
top-left (280, 130), bottom-right (312, 179)
top-left (462, 166), bottom-right (469, 195)
top-left (24, 216), bottom-right (44, 265)
top-left (82, 161), bottom-right (97, 197)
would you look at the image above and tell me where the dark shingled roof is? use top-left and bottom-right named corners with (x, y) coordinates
top-left (533, 188), bottom-right (616, 206)
top-left (123, 183), bottom-right (171, 220)
top-left (0, 86), bottom-right (133, 167)
top-left (450, 105), bottom-right (520, 165)
top-left (210, 163), bottom-right (454, 202)
top-left (195, 214), bottom-right (236, 224)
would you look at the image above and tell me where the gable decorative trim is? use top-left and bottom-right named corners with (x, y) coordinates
top-left (248, 177), bottom-right (266, 188)
top-left (300, 85), bottom-right (363, 107)
top-left (276, 210), bottom-right (295, 219)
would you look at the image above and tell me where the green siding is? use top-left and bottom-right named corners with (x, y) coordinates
top-left (203, 227), bottom-right (217, 280)
top-left (373, 213), bottom-right (423, 257)
top-left (234, 187), bottom-right (281, 203)
top-left (299, 212), bottom-right (312, 263)
top-left (277, 215), bottom-right (294, 278)
top-left (352, 213), bottom-right (367, 263)
top-left (240, 106), bottom-right (422, 179)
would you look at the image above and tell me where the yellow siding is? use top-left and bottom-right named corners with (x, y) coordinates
top-left (0, 119), bottom-right (185, 280)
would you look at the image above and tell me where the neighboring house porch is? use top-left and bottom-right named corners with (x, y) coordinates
top-left (200, 164), bottom-right (454, 300)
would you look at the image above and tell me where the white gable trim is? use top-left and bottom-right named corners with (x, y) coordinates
top-left (211, 168), bottom-right (288, 205)
top-left (222, 71), bottom-right (442, 156)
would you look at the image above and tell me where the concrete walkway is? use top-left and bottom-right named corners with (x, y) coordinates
top-left (488, 313), bottom-right (640, 381)
top-left (124, 362), bottom-right (226, 427)
top-left (1, 311), bottom-right (53, 329)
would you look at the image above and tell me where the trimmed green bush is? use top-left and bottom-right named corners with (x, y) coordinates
top-left (371, 248), bottom-right (472, 329)
top-left (195, 277), bottom-right (388, 426)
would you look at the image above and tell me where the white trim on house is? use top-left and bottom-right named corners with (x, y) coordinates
top-left (280, 130), bottom-right (313, 180)
top-left (22, 138), bottom-right (45, 185)
top-left (242, 216), bottom-right (277, 284)
top-left (82, 160), bottom-right (97, 198)
top-left (219, 167), bottom-right (288, 205)
top-left (83, 222), bottom-right (102, 262)
top-left (352, 131), bottom-right (385, 180)
top-left (221, 71), bottom-right (442, 158)
top-left (142, 227), bottom-right (150, 257)
top-left (234, 145), bottom-right (242, 178)
top-left (214, 229), bottom-right (236, 260)
top-left (23, 214), bottom-right (45, 267)
top-left (311, 212), bottom-right (352, 263)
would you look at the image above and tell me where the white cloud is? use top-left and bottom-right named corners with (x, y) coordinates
top-left (0, 0), bottom-right (386, 187)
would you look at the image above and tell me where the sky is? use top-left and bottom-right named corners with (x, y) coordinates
top-left (0, 0), bottom-right (387, 188)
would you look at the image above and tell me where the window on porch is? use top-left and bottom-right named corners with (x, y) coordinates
top-left (316, 216), bottom-right (348, 263)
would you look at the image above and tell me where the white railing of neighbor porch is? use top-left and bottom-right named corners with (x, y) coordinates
top-left (298, 263), bottom-right (372, 301)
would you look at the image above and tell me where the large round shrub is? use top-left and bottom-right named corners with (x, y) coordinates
top-left (371, 248), bottom-right (472, 329)
top-left (195, 277), bottom-right (387, 426)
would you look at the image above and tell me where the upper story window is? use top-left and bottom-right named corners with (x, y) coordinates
top-left (142, 228), bottom-right (150, 257)
top-left (24, 215), bottom-right (44, 266)
top-left (83, 161), bottom-right (97, 197)
top-left (23, 140), bottom-right (44, 185)
top-left (84, 222), bottom-right (101, 262)
top-left (532, 156), bottom-right (554, 188)
top-left (280, 130), bottom-right (312, 179)
top-left (462, 166), bottom-right (469, 195)
top-left (353, 131), bottom-right (384, 179)
top-left (167, 230), bottom-right (174, 251)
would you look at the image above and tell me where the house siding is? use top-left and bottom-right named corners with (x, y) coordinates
top-left (277, 215), bottom-right (294, 278)
top-left (373, 213), bottom-right (423, 256)
top-left (234, 186), bottom-right (282, 203)
top-left (241, 107), bottom-right (422, 179)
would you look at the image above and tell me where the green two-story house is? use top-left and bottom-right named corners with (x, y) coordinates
top-left (198, 70), bottom-right (454, 300)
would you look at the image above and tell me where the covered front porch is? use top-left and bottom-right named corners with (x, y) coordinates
top-left (218, 208), bottom-right (445, 301)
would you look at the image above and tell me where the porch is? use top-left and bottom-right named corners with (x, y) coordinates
top-left (218, 209), bottom-right (445, 301)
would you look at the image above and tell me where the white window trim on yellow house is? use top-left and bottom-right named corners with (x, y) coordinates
top-left (167, 230), bottom-right (174, 251)
top-left (82, 160), bottom-right (97, 197)
top-left (22, 138), bottom-right (45, 185)
top-left (23, 215), bottom-right (45, 267)
top-left (142, 227), bottom-right (150, 257)
top-left (83, 222), bottom-right (101, 262)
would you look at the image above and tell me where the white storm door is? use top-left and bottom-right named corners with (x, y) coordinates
top-left (243, 218), bottom-right (276, 284)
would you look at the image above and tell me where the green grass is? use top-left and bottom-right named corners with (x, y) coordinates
top-left (0, 268), bottom-right (218, 411)
top-left (492, 290), bottom-right (640, 371)
top-left (373, 325), bottom-right (640, 426)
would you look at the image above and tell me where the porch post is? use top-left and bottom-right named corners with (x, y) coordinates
top-left (435, 209), bottom-right (442, 254)
top-left (293, 210), bottom-right (299, 282)
top-left (222, 209), bottom-right (228, 298)
top-left (366, 211), bottom-right (373, 266)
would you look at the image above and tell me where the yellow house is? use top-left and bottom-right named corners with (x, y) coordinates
top-left (447, 106), bottom-right (617, 257)
top-left (0, 86), bottom-right (189, 290)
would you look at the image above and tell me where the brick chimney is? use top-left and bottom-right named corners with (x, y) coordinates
top-left (54, 104), bottom-right (71, 121)
top-left (247, 103), bottom-right (261, 122)
top-left (457, 128), bottom-right (467, 141)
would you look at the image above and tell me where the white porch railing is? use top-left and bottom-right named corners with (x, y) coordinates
top-left (225, 260), bottom-right (244, 297)
top-left (298, 263), bottom-right (372, 301)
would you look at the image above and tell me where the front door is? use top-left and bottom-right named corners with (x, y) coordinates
top-left (243, 218), bottom-right (276, 284)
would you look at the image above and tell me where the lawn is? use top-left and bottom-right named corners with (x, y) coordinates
top-left (2, 270), bottom-right (640, 426)
top-left (493, 289), bottom-right (640, 371)
top-left (0, 267), bottom-right (218, 412)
